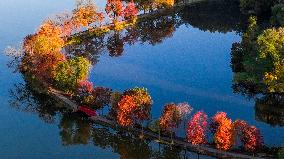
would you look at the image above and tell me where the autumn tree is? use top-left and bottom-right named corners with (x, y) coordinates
top-left (212, 112), bottom-right (235, 151)
top-left (234, 120), bottom-right (263, 152)
top-left (123, 1), bottom-right (138, 22)
top-left (186, 111), bottom-right (208, 145)
top-left (105, 0), bottom-right (124, 23)
top-left (117, 87), bottom-right (152, 127)
top-left (73, 0), bottom-right (104, 29)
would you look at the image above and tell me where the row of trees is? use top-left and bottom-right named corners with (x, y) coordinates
top-left (74, 79), bottom-right (264, 152)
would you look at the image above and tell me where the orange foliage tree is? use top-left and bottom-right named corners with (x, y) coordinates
top-left (117, 95), bottom-right (137, 126)
top-left (73, 0), bottom-right (104, 29)
top-left (117, 87), bottom-right (152, 127)
top-left (159, 103), bottom-right (181, 132)
top-left (105, 0), bottom-right (124, 23)
top-left (186, 111), bottom-right (208, 145)
top-left (212, 112), bottom-right (235, 151)
top-left (22, 20), bottom-right (66, 82)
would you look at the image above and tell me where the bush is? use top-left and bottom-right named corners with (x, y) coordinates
top-left (54, 57), bottom-right (90, 92)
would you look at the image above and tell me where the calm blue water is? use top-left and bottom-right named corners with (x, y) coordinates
top-left (0, 0), bottom-right (283, 159)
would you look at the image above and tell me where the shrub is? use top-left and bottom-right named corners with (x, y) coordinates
top-left (116, 87), bottom-right (152, 127)
top-left (54, 57), bottom-right (90, 92)
top-left (210, 111), bottom-right (227, 134)
top-left (75, 80), bottom-right (95, 106)
top-left (186, 111), bottom-right (208, 145)
top-left (109, 91), bottom-right (122, 118)
top-left (177, 103), bottom-right (193, 119)
top-left (93, 87), bottom-right (112, 109)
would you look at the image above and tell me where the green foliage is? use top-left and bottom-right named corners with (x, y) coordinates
top-left (54, 57), bottom-right (90, 92)
top-left (257, 27), bottom-right (284, 92)
top-left (271, 4), bottom-right (284, 26)
top-left (231, 15), bottom-right (284, 93)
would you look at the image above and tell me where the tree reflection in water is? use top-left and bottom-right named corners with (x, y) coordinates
top-left (9, 76), bottom-right (67, 123)
top-left (64, 0), bottom-right (248, 65)
top-left (59, 112), bottom-right (205, 159)
top-left (255, 94), bottom-right (284, 127)
top-left (230, 18), bottom-right (284, 127)
top-left (9, 81), bottom-right (211, 159)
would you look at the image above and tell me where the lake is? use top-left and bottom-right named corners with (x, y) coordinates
top-left (0, 0), bottom-right (283, 158)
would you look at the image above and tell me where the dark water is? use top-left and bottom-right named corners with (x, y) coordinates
top-left (0, 0), bottom-right (283, 159)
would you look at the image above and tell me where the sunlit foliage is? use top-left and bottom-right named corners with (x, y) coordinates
top-left (186, 111), bottom-right (208, 145)
top-left (117, 87), bottom-right (152, 127)
top-left (123, 1), bottom-right (138, 21)
top-left (117, 95), bottom-right (137, 126)
top-left (212, 112), bottom-right (235, 151)
top-left (257, 27), bottom-right (284, 92)
top-left (234, 120), bottom-right (263, 152)
top-left (105, 0), bottom-right (124, 23)
top-left (154, 0), bottom-right (174, 8)
top-left (159, 103), bottom-right (181, 132)
top-left (54, 57), bottom-right (90, 92)
top-left (73, 0), bottom-right (104, 29)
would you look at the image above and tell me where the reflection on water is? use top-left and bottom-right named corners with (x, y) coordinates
top-left (9, 76), bottom-right (66, 123)
top-left (9, 82), bottom-right (213, 159)
top-left (65, 0), bottom-right (247, 64)
top-left (5, 0), bottom-right (284, 157)
top-left (255, 95), bottom-right (284, 127)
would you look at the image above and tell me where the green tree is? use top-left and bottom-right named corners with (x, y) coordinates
top-left (54, 57), bottom-right (90, 92)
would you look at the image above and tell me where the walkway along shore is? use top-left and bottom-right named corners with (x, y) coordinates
top-left (47, 88), bottom-right (273, 159)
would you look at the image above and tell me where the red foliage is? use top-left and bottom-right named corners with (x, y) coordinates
top-left (186, 111), bottom-right (208, 145)
top-left (77, 80), bottom-right (94, 94)
top-left (123, 1), bottom-right (138, 21)
top-left (159, 103), bottom-right (181, 132)
top-left (234, 120), bottom-right (263, 152)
